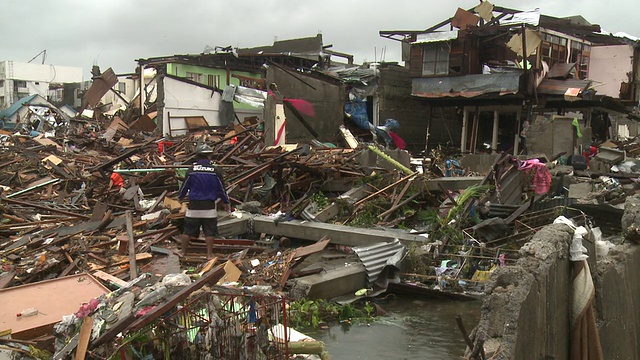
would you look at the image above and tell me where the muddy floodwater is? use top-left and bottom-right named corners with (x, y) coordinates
top-left (310, 297), bottom-right (482, 360)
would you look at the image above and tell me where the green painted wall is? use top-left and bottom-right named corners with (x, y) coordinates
top-left (165, 63), bottom-right (262, 111)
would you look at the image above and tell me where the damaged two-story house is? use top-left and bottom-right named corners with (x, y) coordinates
top-left (380, 2), bottom-right (640, 161)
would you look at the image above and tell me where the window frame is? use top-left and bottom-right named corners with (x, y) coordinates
top-left (422, 42), bottom-right (450, 76)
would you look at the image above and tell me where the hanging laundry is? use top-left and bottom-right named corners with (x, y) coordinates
top-left (572, 118), bottom-right (582, 138)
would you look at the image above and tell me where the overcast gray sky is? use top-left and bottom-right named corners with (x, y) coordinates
top-left (2, 0), bottom-right (638, 79)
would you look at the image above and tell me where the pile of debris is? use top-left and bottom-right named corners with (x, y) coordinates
top-left (3, 85), bottom-right (640, 359)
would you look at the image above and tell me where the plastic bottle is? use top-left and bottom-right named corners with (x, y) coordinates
top-left (16, 307), bottom-right (38, 317)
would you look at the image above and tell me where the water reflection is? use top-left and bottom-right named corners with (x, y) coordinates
top-left (309, 297), bottom-right (481, 360)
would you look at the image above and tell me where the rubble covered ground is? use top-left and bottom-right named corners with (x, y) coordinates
top-left (1, 100), bottom-right (635, 359)
top-left (3, 1), bottom-right (640, 358)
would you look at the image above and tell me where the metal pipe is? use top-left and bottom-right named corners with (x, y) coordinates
top-left (6, 178), bottom-right (60, 198)
top-left (114, 168), bottom-right (185, 173)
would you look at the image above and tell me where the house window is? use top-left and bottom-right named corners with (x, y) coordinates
top-left (541, 33), bottom-right (568, 68)
top-left (13, 80), bottom-right (27, 90)
top-left (208, 74), bottom-right (220, 88)
top-left (186, 72), bottom-right (203, 83)
top-left (0, 80), bottom-right (4, 87)
top-left (0, 96), bottom-right (4, 108)
top-left (118, 82), bottom-right (127, 95)
top-left (422, 42), bottom-right (450, 76)
top-left (570, 41), bottom-right (590, 80)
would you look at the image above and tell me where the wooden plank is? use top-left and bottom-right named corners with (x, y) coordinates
top-left (125, 211), bottom-right (137, 279)
top-left (74, 316), bottom-right (93, 360)
top-left (90, 253), bottom-right (152, 272)
top-left (145, 190), bottom-right (168, 214)
top-left (92, 270), bottom-right (128, 287)
top-left (354, 172), bottom-right (418, 206)
top-left (293, 237), bottom-right (331, 258)
top-left (0, 268), bottom-right (16, 289)
top-left (59, 258), bottom-right (81, 278)
top-left (1, 197), bottom-right (91, 220)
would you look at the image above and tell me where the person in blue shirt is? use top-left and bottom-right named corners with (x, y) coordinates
top-left (178, 144), bottom-right (230, 258)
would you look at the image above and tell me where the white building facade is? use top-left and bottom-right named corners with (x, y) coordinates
top-left (0, 61), bottom-right (83, 110)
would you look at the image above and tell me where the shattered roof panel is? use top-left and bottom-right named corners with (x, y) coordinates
top-left (0, 94), bottom-right (40, 120)
top-left (413, 31), bottom-right (459, 44)
top-left (499, 8), bottom-right (541, 26)
top-left (537, 78), bottom-right (591, 95)
top-left (412, 73), bottom-right (522, 98)
top-left (352, 239), bottom-right (405, 285)
top-left (546, 63), bottom-right (577, 79)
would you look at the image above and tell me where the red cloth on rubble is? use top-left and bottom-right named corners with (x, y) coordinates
top-left (110, 172), bottom-right (124, 189)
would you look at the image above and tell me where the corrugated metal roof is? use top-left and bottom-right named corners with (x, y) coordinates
top-left (0, 94), bottom-right (38, 120)
top-left (413, 31), bottom-right (459, 44)
top-left (412, 73), bottom-right (522, 98)
top-left (352, 239), bottom-right (406, 285)
top-left (537, 78), bottom-right (591, 95)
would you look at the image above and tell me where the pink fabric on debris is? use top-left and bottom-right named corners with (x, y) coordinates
top-left (283, 98), bottom-right (316, 117)
top-left (517, 159), bottom-right (552, 194)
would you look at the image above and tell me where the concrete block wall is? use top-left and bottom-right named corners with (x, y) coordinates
top-left (473, 196), bottom-right (640, 359)
top-left (595, 244), bottom-right (640, 359)
top-left (378, 65), bottom-right (430, 155)
top-left (473, 224), bottom-right (573, 359)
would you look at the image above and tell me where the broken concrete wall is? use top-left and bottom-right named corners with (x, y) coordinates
top-left (526, 114), bottom-right (591, 158)
top-left (475, 196), bottom-right (640, 359)
top-left (265, 66), bottom-right (344, 145)
top-left (378, 65), bottom-right (430, 154)
top-left (459, 153), bottom-right (500, 173)
top-left (594, 243), bottom-right (640, 359)
top-left (474, 224), bottom-right (572, 359)
top-left (589, 44), bottom-right (635, 100)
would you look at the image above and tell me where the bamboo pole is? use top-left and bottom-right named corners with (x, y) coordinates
top-left (367, 145), bottom-right (413, 175)
top-left (354, 171), bottom-right (418, 206)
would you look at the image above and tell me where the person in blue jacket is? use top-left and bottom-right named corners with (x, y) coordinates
top-left (178, 144), bottom-right (230, 258)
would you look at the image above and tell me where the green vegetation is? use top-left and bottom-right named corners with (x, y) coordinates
top-left (288, 298), bottom-right (377, 330)
top-left (311, 191), bottom-right (330, 210)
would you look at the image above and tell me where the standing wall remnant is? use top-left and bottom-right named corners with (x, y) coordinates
top-left (472, 197), bottom-right (640, 359)
top-left (472, 224), bottom-right (573, 359)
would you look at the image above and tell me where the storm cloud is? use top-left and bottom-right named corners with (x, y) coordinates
top-left (2, 0), bottom-right (638, 80)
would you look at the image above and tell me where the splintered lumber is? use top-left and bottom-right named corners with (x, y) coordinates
top-left (59, 258), bottom-right (81, 278)
top-left (90, 253), bottom-right (152, 271)
top-left (378, 192), bottom-right (421, 219)
top-left (354, 171), bottom-right (419, 206)
top-left (1, 197), bottom-right (91, 220)
top-left (75, 316), bottom-right (94, 360)
top-left (92, 270), bottom-right (128, 287)
top-left (125, 211), bottom-right (137, 279)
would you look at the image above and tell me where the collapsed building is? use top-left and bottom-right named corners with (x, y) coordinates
top-left (1, 2), bottom-right (640, 359)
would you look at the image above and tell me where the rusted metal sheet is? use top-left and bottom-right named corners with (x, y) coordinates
top-left (537, 78), bottom-right (591, 95)
top-left (83, 67), bottom-right (118, 109)
top-left (412, 73), bottom-right (522, 98)
top-left (547, 62), bottom-right (577, 79)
